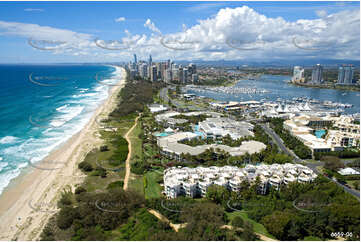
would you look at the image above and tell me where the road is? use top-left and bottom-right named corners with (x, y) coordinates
top-left (260, 123), bottom-right (302, 162)
top-left (260, 123), bottom-right (360, 200)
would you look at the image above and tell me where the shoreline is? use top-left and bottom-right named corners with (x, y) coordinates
top-left (289, 81), bottom-right (360, 92)
top-left (0, 66), bottom-right (126, 241)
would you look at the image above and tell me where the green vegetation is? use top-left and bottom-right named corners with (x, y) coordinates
top-left (205, 177), bottom-right (360, 241)
top-left (314, 149), bottom-right (360, 160)
top-left (267, 117), bottom-right (312, 159)
top-left (41, 189), bottom-right (145, 240)
top-left (115, 208), bottom-right (172, 240)
top-left (226, 211), bottom-right (275, 239)
top-left (144, 171), bottom-right (162, 199)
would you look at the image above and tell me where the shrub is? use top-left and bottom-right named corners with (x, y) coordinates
top-left (75, 186), bottom-right (87, 194)
top-left (78, 161), bottom-right (93, 172)
top-left (100, 145), bottom-right (109, 152)
top-left (231, 216), bottom-right (244, 228)
top-left (107, 181), bottom-right (124, 190)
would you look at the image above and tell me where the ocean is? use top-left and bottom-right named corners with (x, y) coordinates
top-left (0, 64), bottom-right (121, 195)
top-left (185, 75), bottom-right (360, 114)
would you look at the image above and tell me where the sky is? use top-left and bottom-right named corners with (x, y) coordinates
top-left (0, 1), bottom-right (359, 63)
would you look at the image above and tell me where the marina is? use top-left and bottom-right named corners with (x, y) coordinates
top-left (184, 75), bottom-right (360, 115)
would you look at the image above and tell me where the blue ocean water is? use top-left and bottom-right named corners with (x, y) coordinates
top-left (186, 75), bottom-right (360, 114)
top-left (0, 64), bottom-right (121, 194)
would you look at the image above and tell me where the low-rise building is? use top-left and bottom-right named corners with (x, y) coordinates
top-left (338, 167), bottom-right (360, 176)
top-left (198, 117), bottom-right (254, 140)
top-left (158, 132), bottom-right (266, 160)
top-left (164, 164), bottom-right (317, 199)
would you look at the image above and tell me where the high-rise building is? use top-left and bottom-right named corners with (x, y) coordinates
top-left (133, 54), bottom-right (137, 64)
top-left (165, 69), bottom-right (172, 83)
top-left (191, 74), bottom-right (198, 83)
top-left (178, 67), bottom-right (183, 83)
top-left (292, 66), bottom-right (304, 83)
top-left (182, 68), bottom-right (188, 83)
top-left (150, 65), bottom-right (157, 82)
top-left (139, 63), bottom-right (148, 78)
top-left (148, 55), bottom-right (152, 65)
top-left (311, 64), bottom-right (323, 83)
top-left (338, 65), bottom-right (354, 85)
top-left (188, 63), bottom-right (196, 75)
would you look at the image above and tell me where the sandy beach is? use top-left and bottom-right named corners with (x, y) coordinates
top-left (0, 66), bottom-right (126, 241)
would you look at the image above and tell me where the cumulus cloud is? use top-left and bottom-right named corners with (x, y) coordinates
top-left (115, 17), bottom-right (126, 22)
top-left (316, 10), bottom-right (328, 18)
top-left (1, 6), bottom-right (359, 61)
top-left (144, 19), bottom-right (161, 34)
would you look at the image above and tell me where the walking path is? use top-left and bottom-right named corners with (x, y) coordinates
top-left (123, 113), bottom-right (141, 191)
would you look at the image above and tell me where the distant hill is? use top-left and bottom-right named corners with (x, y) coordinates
top-left (174, 59), bottom-right (360, 68)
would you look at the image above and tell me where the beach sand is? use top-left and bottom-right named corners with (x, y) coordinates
top-left (0, 66), bottom-right (126, 241)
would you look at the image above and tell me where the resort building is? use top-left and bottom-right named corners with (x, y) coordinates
top-left (198, 117), bottom-right (255, 140)
top-left (148, 104), bottom-right (168, 113)
top-left (157, 132), bottom-right (266, 160)
top-left (163, 164), bottom-right (317, 199)
top-left (284, 115), bottom-right (360, 153)
top-left (338, 167), bottom-right (360, 176)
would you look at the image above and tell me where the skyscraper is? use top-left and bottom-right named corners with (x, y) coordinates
top-left (133, 54), bottom-right (137, 64)
top-left (150, 65), bottom-right (157, 82)
top-left (292, 66), bottom-right (304, 83)
top-left (338, 65), bottom-right (354, 84)
top-left (311, 64), bottom-right (323, 83)
top-left (148, 55), bottom-right (152, 65)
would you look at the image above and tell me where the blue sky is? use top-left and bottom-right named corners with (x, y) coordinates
top-left (0, 1), bottom-right (359, 63)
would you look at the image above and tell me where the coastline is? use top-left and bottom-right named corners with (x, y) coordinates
top-left (0, 66), bottom-right (126, 241)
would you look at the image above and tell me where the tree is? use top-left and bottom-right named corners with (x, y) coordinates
top-left (78, 161), bottom-right (93, 172)
top-left (261, 210), bottom-right (292, 240)
top-left (231, 216), bottom-right (244, 228)
top-left (241, 221), bottom-right (259, 241)
top-left (322, 156), bottom-right (344, 172)
top-left (206, 185), bottom-right (231, 207)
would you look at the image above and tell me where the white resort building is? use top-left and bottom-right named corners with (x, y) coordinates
top-left (284, 115), bottom-right (360, 153)
top-left (163, 164), bottom-right (317, 199)
top-left (157, 132), bottom-right (266, 161)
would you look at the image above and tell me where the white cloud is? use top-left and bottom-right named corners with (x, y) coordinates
top-left (24, 8), bottom-right (44, 12)
top-left (316, 10), bottom-right (328, 18)
top-left (186, 3), bottom-right (226, 12)
top-left (1, 6), bottom-right (359, 62)
top-left (115, 17), bottom-right (126, 22)
top-left (144, 19), bottom-right (161, 34)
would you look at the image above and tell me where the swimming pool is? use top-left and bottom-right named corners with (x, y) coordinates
top-left (315, 130), bottom-right (326, 139)
top-left (155, 132), bottom-right (172, 137)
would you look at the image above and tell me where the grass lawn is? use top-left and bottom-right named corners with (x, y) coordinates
top-left (144, 171), bottom-right (162, 199)
top-left (128, 175), bottom-right (144, 196)
top-left (225, 211), bottom-right (275, 239)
